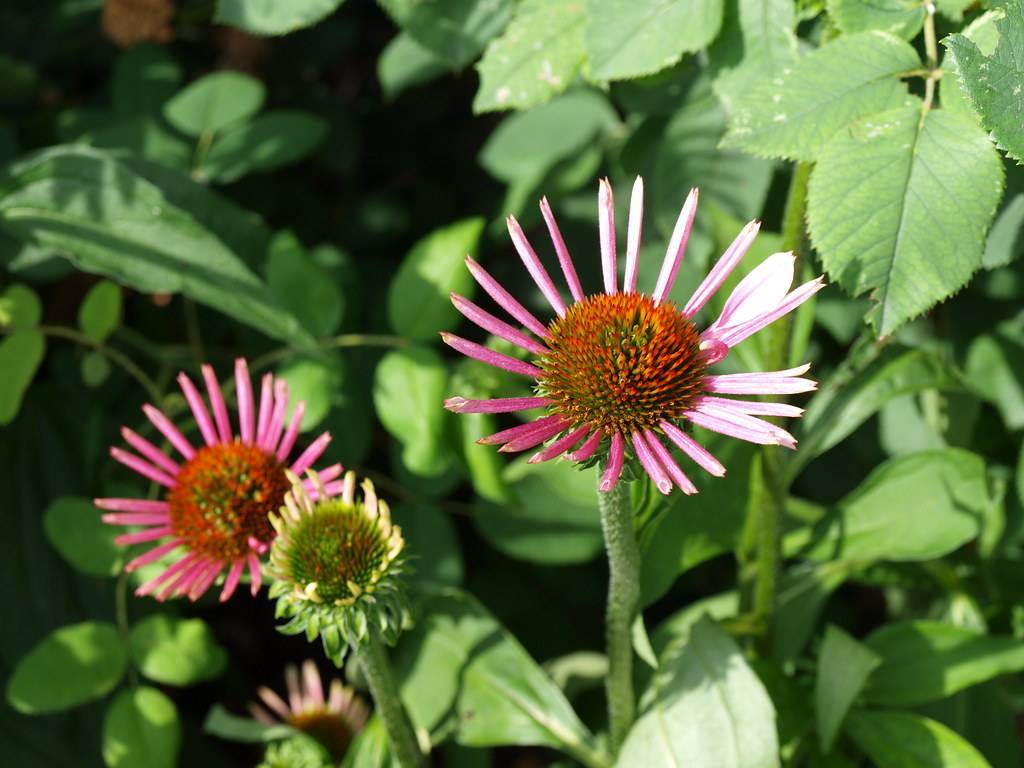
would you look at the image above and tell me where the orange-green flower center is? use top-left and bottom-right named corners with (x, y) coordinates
top-left (168, 442), bottom-right (290, 561)
top-left (289, 710), bottom-right (356, 760)
top-left (537, 292), bottom-right (707, 435)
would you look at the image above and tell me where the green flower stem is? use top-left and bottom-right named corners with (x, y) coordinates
top-left (598, 477), bottom-right (640, 754)
top-left (358, 629), bottom-right (424, 768)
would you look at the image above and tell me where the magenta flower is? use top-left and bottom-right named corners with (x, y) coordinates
top-left (442, 178), bottom-right (824, 495)
top-left (97, 358), bottom-right (344, 603)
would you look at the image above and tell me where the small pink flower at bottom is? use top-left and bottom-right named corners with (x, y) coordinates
top-left (97, 358), bottom-right (344, 602)
top-left (250, 660), bottom-right (369, 760)
top-left (443, 177), bottom-right (824, 495)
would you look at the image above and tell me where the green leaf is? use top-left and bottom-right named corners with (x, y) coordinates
top-left (373, 347), bottom-right (452, 477)
top-left (200, 111), bottom-right (329, 183)
top-left (6, 621), bottom-right (127, 713)
top-left (616, 616), bottom-right (779, 768)
top-left (267, 230), bottom-right (343, 337)
top-left (0, 329), bottom-right (44, 426)
top-left (278, 356), bottom-right (344, 431)
top-left (826, 0), bottom-right (924, 39)
top-left (78, 280), bottom-right (122, 343)
top-left (815, 625), bottom-right (881, 752)
top-left (846, 710), bottom-right (993, 768)
top-left (983, 192), bottom-right (1024, 268)
top-left (214, 0), bottom-right (346, 36)
top-left (944, 3), bottom-right (1024, 165)
top-left (807, 106), bottom-right (1004, 337)
top-left (0, 282), bottom-right (41, 327)
top-left (388, 218), bottom-right (482, 342)
top-left (478, 90), bottom-right (618, 182)
top-left (864, 621), bottom-right (1024, 707)
top-left (771, 561), bottom-right (860, 663)
top-left (474, 0), bottom-right (586, 113)
top-left (102, 687), bottom-right (181, 768)
top-left (378, 0), bottom-right (516, 68)
top-left (204, 704), bottom-right (297, 743)
top-left (788, 449), bottom-right (989, 564)
top-left (0, 146), bottom-right (313, 348)
top-left (396, 588), bottom-right (596, 752)
top-left (111, 45), bottom-right (183, 115)
top-left (129, 615), bottom-right (227, 686)
top-left (82, 350), bottom-right (112, 387)
top-left (392, 504), bottom-right (463, 586)
top-left (721, 31), bottom-right (919, 161)
top-left (474, 456), bottom-right (603, 565)
top-left (939, 10), bottom-right (1002, 124)
top-left (584, 0), bottom-right (725, 82)
top-left (341, 716), bottom-right (390, 768)
top-left (792, 346), bottom-right (963, 478)
top-left (163, 71), bottom-right (265, 137)
top-left (965, 313), bottom-right (1024, 430)
top-left (377, 33), bottom-right (449, 100)
top-left (44, 497), bottom-right (124, 577)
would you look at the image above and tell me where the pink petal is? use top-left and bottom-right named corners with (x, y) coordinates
top-left (290, 432), bottom-right (331, 476)
top-left (599, 179), bottom-right (617, 294)
top-left (686, 406), bottom-right (796, 448)
top-left (303, 660), bottom-right (324, 707)
top-left (110, 447), bottom-right (176, 488)
top-left (125, 539), bottom-right (181, 572)
top-left (702, 364), bottom-right (816, 395)
top-left (264, 380), bottom-right (289, 452)
top-left (643, 430), bottom-right (697, 494)
top-left (257, 686), bottom-right (292, 720)
top-left (683, 220), bottom-right (761, 318)
top-left (95, 498), bottom-right (170, 514)
top-left (440, 333), bottom-right (543, 377)
top-left (120, 427), bottom-right (179, 475)
top-left (135, 553), bottom-right (196, 597)
top-left (220, 559), bottom-right (246, 602)
top-left (653, 187), bottom-right (698, 304)
top-left (142, 404), bottom-right (195, 460)
top-left (276, 401), bottom-right (305, 462)
top-left (235, 358), bottom-right (256, 444)
top-left (599, 433), bottom-right (625, 492)
top-left (286, 666), bottom-right (302, 711)
top-left (444, 396), bottom-right (550, 414)
top-left (632, 431), bottom-right (672, 495)
top-left (256, 373), bottom-right (274, 448)
top-left (539, 196), bottom-right (584, 302)
top-left (188, 560), bottom-right (223, 601)
top-left (713, 277), bottom-right (825, 348)
top-left (248, 553), bottom-right (263, 595)
top-left (624, 177), bottom-right (644, 293)
top-left (693, 402), bottom-right (797, 448)
top-left (498, 419), bottom-right (569, 453)
top-left (101, 512), bottom-right (170, 526)
top-left (451, 293), bottom-right (549, 356)
top-left (698, 395), bottom-right (803, 418)
top-left (156, 556), bottom-right (207, 601)
top-left (709, 251), bottom-right (794, 332)
top-left (115, 526), bottom-right (172, 545)
top-left (177, 373), bottom-right (218, 447)
top-left (566, 429), bottom-right (602, 462)
top-left (659, 421), bottom-right (726, 477)
top-left (507, 216), bottom-right (567, 316)
top-left (478, 413), bottom-right (565, 445)
top-left (202, 364), bottom-right (232, 443)
top-left (528, 425), bottom-right (590, 463)
top-left (465, 257), bottom-right (550, 338)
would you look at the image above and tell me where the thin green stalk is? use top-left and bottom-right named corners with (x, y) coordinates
top-left (359, 629), bottom-right (424, 768)
top-left (598, 478), bottom-right (639, 754)
top-left (116, 573), bottom-right (139, 687)
top-left (250, 333), bottom-right (409, 372)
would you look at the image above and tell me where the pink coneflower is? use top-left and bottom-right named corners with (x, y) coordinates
top-left (249, 660), bottom-right (369, 760)
top-left (443, 177), bottom-right (824, 495)
top-left (97, 358), bottom-right (344, 602)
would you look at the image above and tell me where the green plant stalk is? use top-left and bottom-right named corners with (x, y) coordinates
top-left (598, 478), bottom-right (640, 754)
top-left (358, 629), bottom-right (424, 768)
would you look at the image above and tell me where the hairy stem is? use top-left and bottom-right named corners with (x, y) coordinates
top-left (359, 629), bottom-right (424, 768)
top-left (598, 478), bottom-right (640, 754)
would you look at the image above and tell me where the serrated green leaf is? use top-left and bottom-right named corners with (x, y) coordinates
top-left (721, 32), bottom-right (919, 161)
top-left (387, 217), bottom-right (482, 341)
top-left (215, 0), bottom-right (346, 36)
top-left (378, 0), bottom-right (515, 68)
top-left (200, 111), bottom-right (328, 183)
top-left (807, 106), bottom-right (1004, 336)
top-left (373, 347), bottom-right (452, 477)
top-left (864, 621), bottom-right (1024, 707)
top-left (78, 280), bottom-right (122, 343)
top-left (616, 617), bottom-right (779, 768)
top-left (377, 33), bottom-right (449, 100)
top-left (129, 615), bottom-right (227, 686)
top-left (846, 710), bottom-right (993, 767)
top-left (102, 687), bottom-right (180, 768)
top-left (944, 3), bottom-right (1024, 164)
top-left (0, 329), bottom-right (44, 425)
top-left (6, 621), bottom-right (127, 713)
top-left (584, 0), bottom-right (724, 82)
top-left (44, 496), bottom-right (124, 577)
top-left (815, 625), bottom-right (880, 752)
top-left (478, 90), bottom-right (618, 181)
top-left (474, 0), bottom-right (586, 113)
top-left (0, 146), bottom-right (313, 348)
top-left (826, 0), bottom-right (924, 39)
top-left (163, 71), bottom-right (265, 137)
